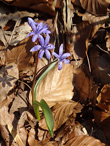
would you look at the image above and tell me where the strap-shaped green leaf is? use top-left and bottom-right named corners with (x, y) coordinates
top-left (33, 99), bottom-right (54, 137)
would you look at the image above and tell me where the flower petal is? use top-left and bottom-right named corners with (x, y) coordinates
top-left (62, 59), bottom-right (70, 64)
top-left (32, 34), bottom-right (38, 42)
top-left (45, 34), bottom-right (50, 45)
top-left (39, 35), bottom-right (44, 46)
top-left (61, 53), bottom-right (71, 59)
top-left (28, 18), bottom-right (38, 26)
top-left (43, 23), bottom-right (48, 28)
top-left (26, 32), bottom-right (34, 38)
top-left (30, 45), bottom-right (41, 52)
top-left (45, 49), bottom-right (51, 60)
top-left (47, 44), bottom-right (55, 50)
top-left (58, 61), bottom-right (63, 70)
top-left (52, 52), bottom-right (59, 59)
top-left (39, 27), bottom-right (48, 34)
top-left (31, 22), bottom-right (37, 32)
top-left (43, 30), bottom-right (51, 34)
top-left (38, 49), bottom-right (44, 59)
top-left (59, 44), bottom-right (63, 56)
top-left (38, 22), bottom-right (43, 30)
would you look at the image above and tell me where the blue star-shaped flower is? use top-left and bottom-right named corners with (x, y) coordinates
top-left (30, 34), bottom-right (55, 60)
top-left (52, 44), bottom-right (71, 70)
top-left (27, 17), bottom-right (51, 42)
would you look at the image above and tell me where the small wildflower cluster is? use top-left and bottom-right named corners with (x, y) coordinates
top-left (27, 17), bottom-right (71, 70)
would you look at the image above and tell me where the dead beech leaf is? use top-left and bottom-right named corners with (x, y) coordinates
top-left (0, 7), bottom-right (35, 46)
top-left (66, 21), bottom-right (91, 60)
top-left (7, 123), bottom-right (25, 146)
top-left (54, 115), bottom-right (76, 146)
top-left (37, 63), bottom-right (74, 107)
top-left (97, 84), bottom-right (110, 103)
top-left (0, 125), bottom-right (18, 146)
top-left (72, 0), bottom-right (109, 16)
top-left (0, 62), bottom-right (19, 102)
top-left (89, 47), bottom-right (110, 85)
top-left (64, 135), bottom-right (106, 146)
top-left (5, 22), bottom-right (32, 46)
top-left (73, 67), bottom-right (92, 101)
top-left (94, 85), bottom-right (110, 145)
top-left (2, 0), bottom-right (56, 16)
top-left (0, 106), bottom-right (14, 126)
top-left (53, 101), bottom-right (82, 130)
top-left (106, 36), bottom-right (110, 52)
top-left (9, 90), bottom-right (28, 114)
top-left (82, 12), bottom-right (109, 38)
top-left (39, 101), bottom-right (82, 131)
top-left (5, 37), bottom-right (34, 72)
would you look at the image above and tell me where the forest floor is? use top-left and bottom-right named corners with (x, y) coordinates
top-left (0, 1), bottom-right (110, 146)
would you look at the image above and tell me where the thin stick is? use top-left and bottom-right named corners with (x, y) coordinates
top-left (32, 51), bottom-right (38, 102)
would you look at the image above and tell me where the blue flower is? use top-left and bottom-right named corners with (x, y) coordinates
top-left (30, 34), bottom-right (55, 60)
top-left (52, 44), bottom-right (71, 70)
top-left (27, 17), bottom-right (51, 42)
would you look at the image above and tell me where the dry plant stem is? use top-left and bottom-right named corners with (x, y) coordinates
top-left (32, 51), bottom-right (38, 102)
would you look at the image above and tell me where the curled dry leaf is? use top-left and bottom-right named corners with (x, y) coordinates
top-left (0, 6), bottom-right (35, 46)
top-left (97, 84), bottom-right (110, 104)
top-left (66, 13), bottom-right (108, 61)
top-left (66, 21), bottom-right (91, 60)
top-left (37, 63), bottom-right (74, 107)
top-left (0, 62), bottom-right (19, 102)
top-left (82, 12), bottom-right (109, 38)
top-left (94, 84), bottom-right (110, 145)
top-left (1, 0), bottom-right (56, 16)
top-left (54, 115), bottom-right (76, 146)
top-left (73, 67), bottom-right (92, 101)
top-left (0, 106), bottom-right (18, 145)
top-left (64, 135), bottom-right (106, 146)
top-left (72, 0), bottom-right (109, 16)
top-left (89, 46), bottom-right (110, 85)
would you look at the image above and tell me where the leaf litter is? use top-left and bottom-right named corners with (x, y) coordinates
top-left (0, 0), bottom-right (110, 145)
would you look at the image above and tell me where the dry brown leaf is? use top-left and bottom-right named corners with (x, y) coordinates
top-left (0, 51), bottom-right (5, 66)
top-left (5, 37), bottom-right (34, 72)
top-left (72, 0), bottom-right (109, 16)
top-left (0, 106), bottom-right (18, 145)
top-left (37, 63), bottom-right (74, 107)
top-left (94, 85), bottom-right (110, 145)
top-left (73, 67), bottom-right (92, 101)
top-left (89, 47), bottom-right (110, 85)
top-left (82, 12), bottom-right (109, 38)
top-left (66, 21), bottom-right (91, 60)
top-left (9, 90), bottom-right (28, 114)
top-left (39, 101), bottom-right (82, 131)
top-left (0, 62), bottom-right (19, 102)
top-left (0, 125), bottom-right (18, 146)
top-left (28, 128), bottom-right (39, 146)
top-left (0, 106), bottom-right (14, 126)
top-left (7, 123), bottom-right (25, 146)
top-left (66, 13), bottom-right (108, 61)
top-left (54, 115), bottom-right (76, 146)
top-left (1, 0), bottom-right (56, 16)
top-left (106, 36), bottom-right (110, 52)
top-left (63, 135), bottom-right (106, 146)
top-left (97, 84), bottom-right (110, 103)
top-left (0, 5), bottom-right (35, 46)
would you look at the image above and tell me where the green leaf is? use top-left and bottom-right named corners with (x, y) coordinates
top-left (33, 100), bottom-right (54, 137)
